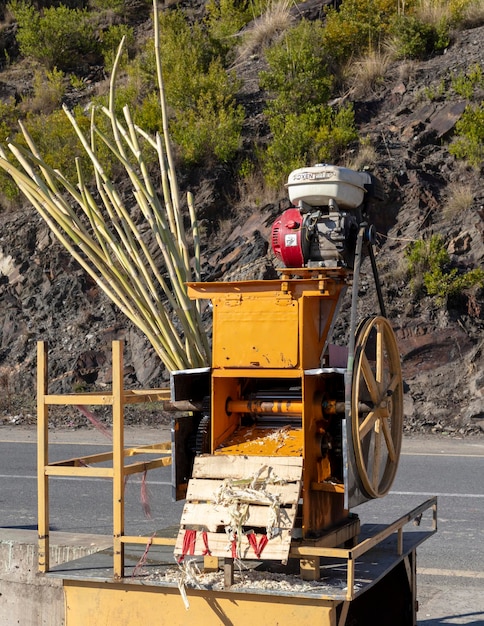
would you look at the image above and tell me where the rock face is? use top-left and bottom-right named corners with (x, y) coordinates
top-left (349, 26), bottom-right (484, 436)
top-left (0, 17), bottom-right (483, 435)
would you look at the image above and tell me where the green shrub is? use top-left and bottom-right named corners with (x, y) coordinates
top-left (171, 90), bottom-right (244, 164)
top-left (447, 0), bottom-right (480, 24)
top-left (406, 235), bottom-right (455, 298)
top-left (89, 0), bottom-right (151, 20)
top-left (260, 19), bottom-right (332, 116)
top-left (259, 19), bottom-right (356, 187)
top-left (313, 104), bottom-right (359, 157)
top-left (153, 11), bottom-right (225, 109)
top-left (262, 103), bottom-right (358, 187)
top-left (238, 156), bottom-right (255, 179)
top-left (88, 0), bottom-right (127, 12)
top-left (0, 97), bottom-right (19, 142)
top-left (390, 14), bottom-right (449, 59)
top-left (420, 79), bottom-right (446, 101)
top-left (425, 265), bottom-right (484, 301)
top-left (100, 24), bottom-right (135, 73)
top-left (0, 98), bottom-right (23, 202)
top-left (21, 107), bottom-right (94, 180)
top-left (133, 9), bottom-right (243, 166)
top-left (0, 169), bottom-right (22, 204)
top-left (133, 90), bottom-right (163, 135)
top-left (9, 0), bottom-right (98, 70)
top-left (0, 105), bottom-right (93, 204)
top-left (91, 51), bottom-right (158, 132)
top-left (205, 0), bottom-right (261, 51)
top-left (451, 63), bottom-right (484, 98)
top-left (449, 103), bottom-right (484, 168)
top-left (322, 0), bottom-right (399, 65)
top-left (405, 234), bottom-right (484, 302)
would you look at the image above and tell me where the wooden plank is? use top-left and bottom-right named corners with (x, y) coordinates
top-left (203, 555), bottom-right (219, 572)
top-left (311, 481), bottom-right (345, 494)
top-left (123, 389), bottom-right (171, 403)
top-left (45, 466), bottom-right (113, 478)
top-left (300, 557), bottom-right (320, 581)
top-left (289, 517), bottom-right (360, 556)
top-left (224, 558), bottom-right (234, 586)
top-left (192, 455), bottom-right (303, 481)
top-left (185, 478), bottom-right (301, 504)
top-left (174, 529), bottom-right (293, 561)
top-left (123, 457), bottom-right (172, 475)
top-left (179, 502), bottom-right (297, 531)
top-left (120, 536), bottom-right (176, 546)
top-left (44, 393), bottom-right (114, 405)
top-left (37, 341), bottom-right (49, 574)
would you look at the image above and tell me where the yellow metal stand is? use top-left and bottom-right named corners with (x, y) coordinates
top-left (37, 340), bottom-right (174, 577)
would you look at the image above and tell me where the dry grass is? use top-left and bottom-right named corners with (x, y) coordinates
top-left (236, 0), bottom-right (295, 60)
top-left (397, 59), bottom-right (418, 82)
top-left (414, 0), bottom-right (484, 28)
top-left (20, 68), bottom-right (66, 115)
top-left (414, 0), bottom-right (451, 26)
top-left (460, 0), bottom-right (484, 26)
top-left (345, 137), bottom-right (378, 171)
top-left (237, 168), bottom-right (282, 209)
top-left (379, 255), bottom-right (409, 287)
top-left (442, 182), bottom-right (474, 219)
top-left (0, 367), bottom-right (13, 411)
top-left (347, 49), bottom-right (392, 98)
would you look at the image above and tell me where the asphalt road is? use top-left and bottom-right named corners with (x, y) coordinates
top-left (358, 436), bottom-right (484, 626)
top-left (0, 426), bottom-right (483, 625)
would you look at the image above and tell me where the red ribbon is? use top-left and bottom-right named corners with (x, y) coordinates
top-left (231, 532), bottom-right (238, 559)
top-left (248, 533), bottom-right (268, 559)
top-left (201, 531), bottom-right (211, 556)
top-left (178, 529), bottom-right (197, 563)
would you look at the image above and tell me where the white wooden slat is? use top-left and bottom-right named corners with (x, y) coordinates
top-left (185, 478), bottom-right (301, 504)
top-left (176, 455), bottom-right (303, 563)
top-left (179, 501), bottom-right (297, 531)
top-left (192, 455), bottom-right (303, 481)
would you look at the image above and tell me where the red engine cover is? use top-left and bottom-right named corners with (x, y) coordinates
top-left (271, 208), bottom-right (305, 268)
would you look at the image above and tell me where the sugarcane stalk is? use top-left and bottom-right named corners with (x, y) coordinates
top-left (0, 0), bottom-right (211, 372)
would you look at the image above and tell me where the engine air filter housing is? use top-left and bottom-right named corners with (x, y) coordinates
top-left (286, 164), bottom-right (371, 209)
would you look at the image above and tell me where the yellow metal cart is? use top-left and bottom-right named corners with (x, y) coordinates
top-left (37, 165), bottom-right (437, 624)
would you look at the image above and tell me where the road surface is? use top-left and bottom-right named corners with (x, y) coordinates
top-left (0, 426), bottom-right (483, 624)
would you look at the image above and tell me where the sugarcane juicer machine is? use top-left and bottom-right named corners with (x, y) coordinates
top-left (172, 164), bottom-right (403, 568)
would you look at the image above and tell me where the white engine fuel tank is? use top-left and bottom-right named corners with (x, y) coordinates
top-left (287, 164), bottom-right (371, 209)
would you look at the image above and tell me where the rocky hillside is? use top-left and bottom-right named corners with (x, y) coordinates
top-left (0, 4), bottom-right (483, 435)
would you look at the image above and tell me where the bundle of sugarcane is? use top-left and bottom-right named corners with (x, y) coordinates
top-left (0, 1), bottom-right (210, 372)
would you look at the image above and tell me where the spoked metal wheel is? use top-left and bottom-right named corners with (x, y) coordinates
top-left (351, 316), bottom-right (403, 498)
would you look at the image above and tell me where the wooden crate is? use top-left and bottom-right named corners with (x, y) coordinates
top-left (175, 455), bottom-right (303, 563)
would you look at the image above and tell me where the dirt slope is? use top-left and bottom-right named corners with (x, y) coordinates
top-left (0, 16), bottom-right (483, 435)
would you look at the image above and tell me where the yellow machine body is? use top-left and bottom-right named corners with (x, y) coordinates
top-left (187, 269), bottom-right (349, 537)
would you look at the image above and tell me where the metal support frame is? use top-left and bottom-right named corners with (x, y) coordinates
top-left (289, 497), bottom-right (437, 601)
top-left (37, 340), bottom-right (173, 577)
top-left (37, 334), bottom-right (437, 612)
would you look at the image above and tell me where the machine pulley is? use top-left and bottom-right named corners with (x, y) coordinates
top-left (270, 164), bottom-right (403, 503)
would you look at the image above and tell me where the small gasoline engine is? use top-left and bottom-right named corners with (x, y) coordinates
top-left (271, 164), bottom-right (384, 269)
